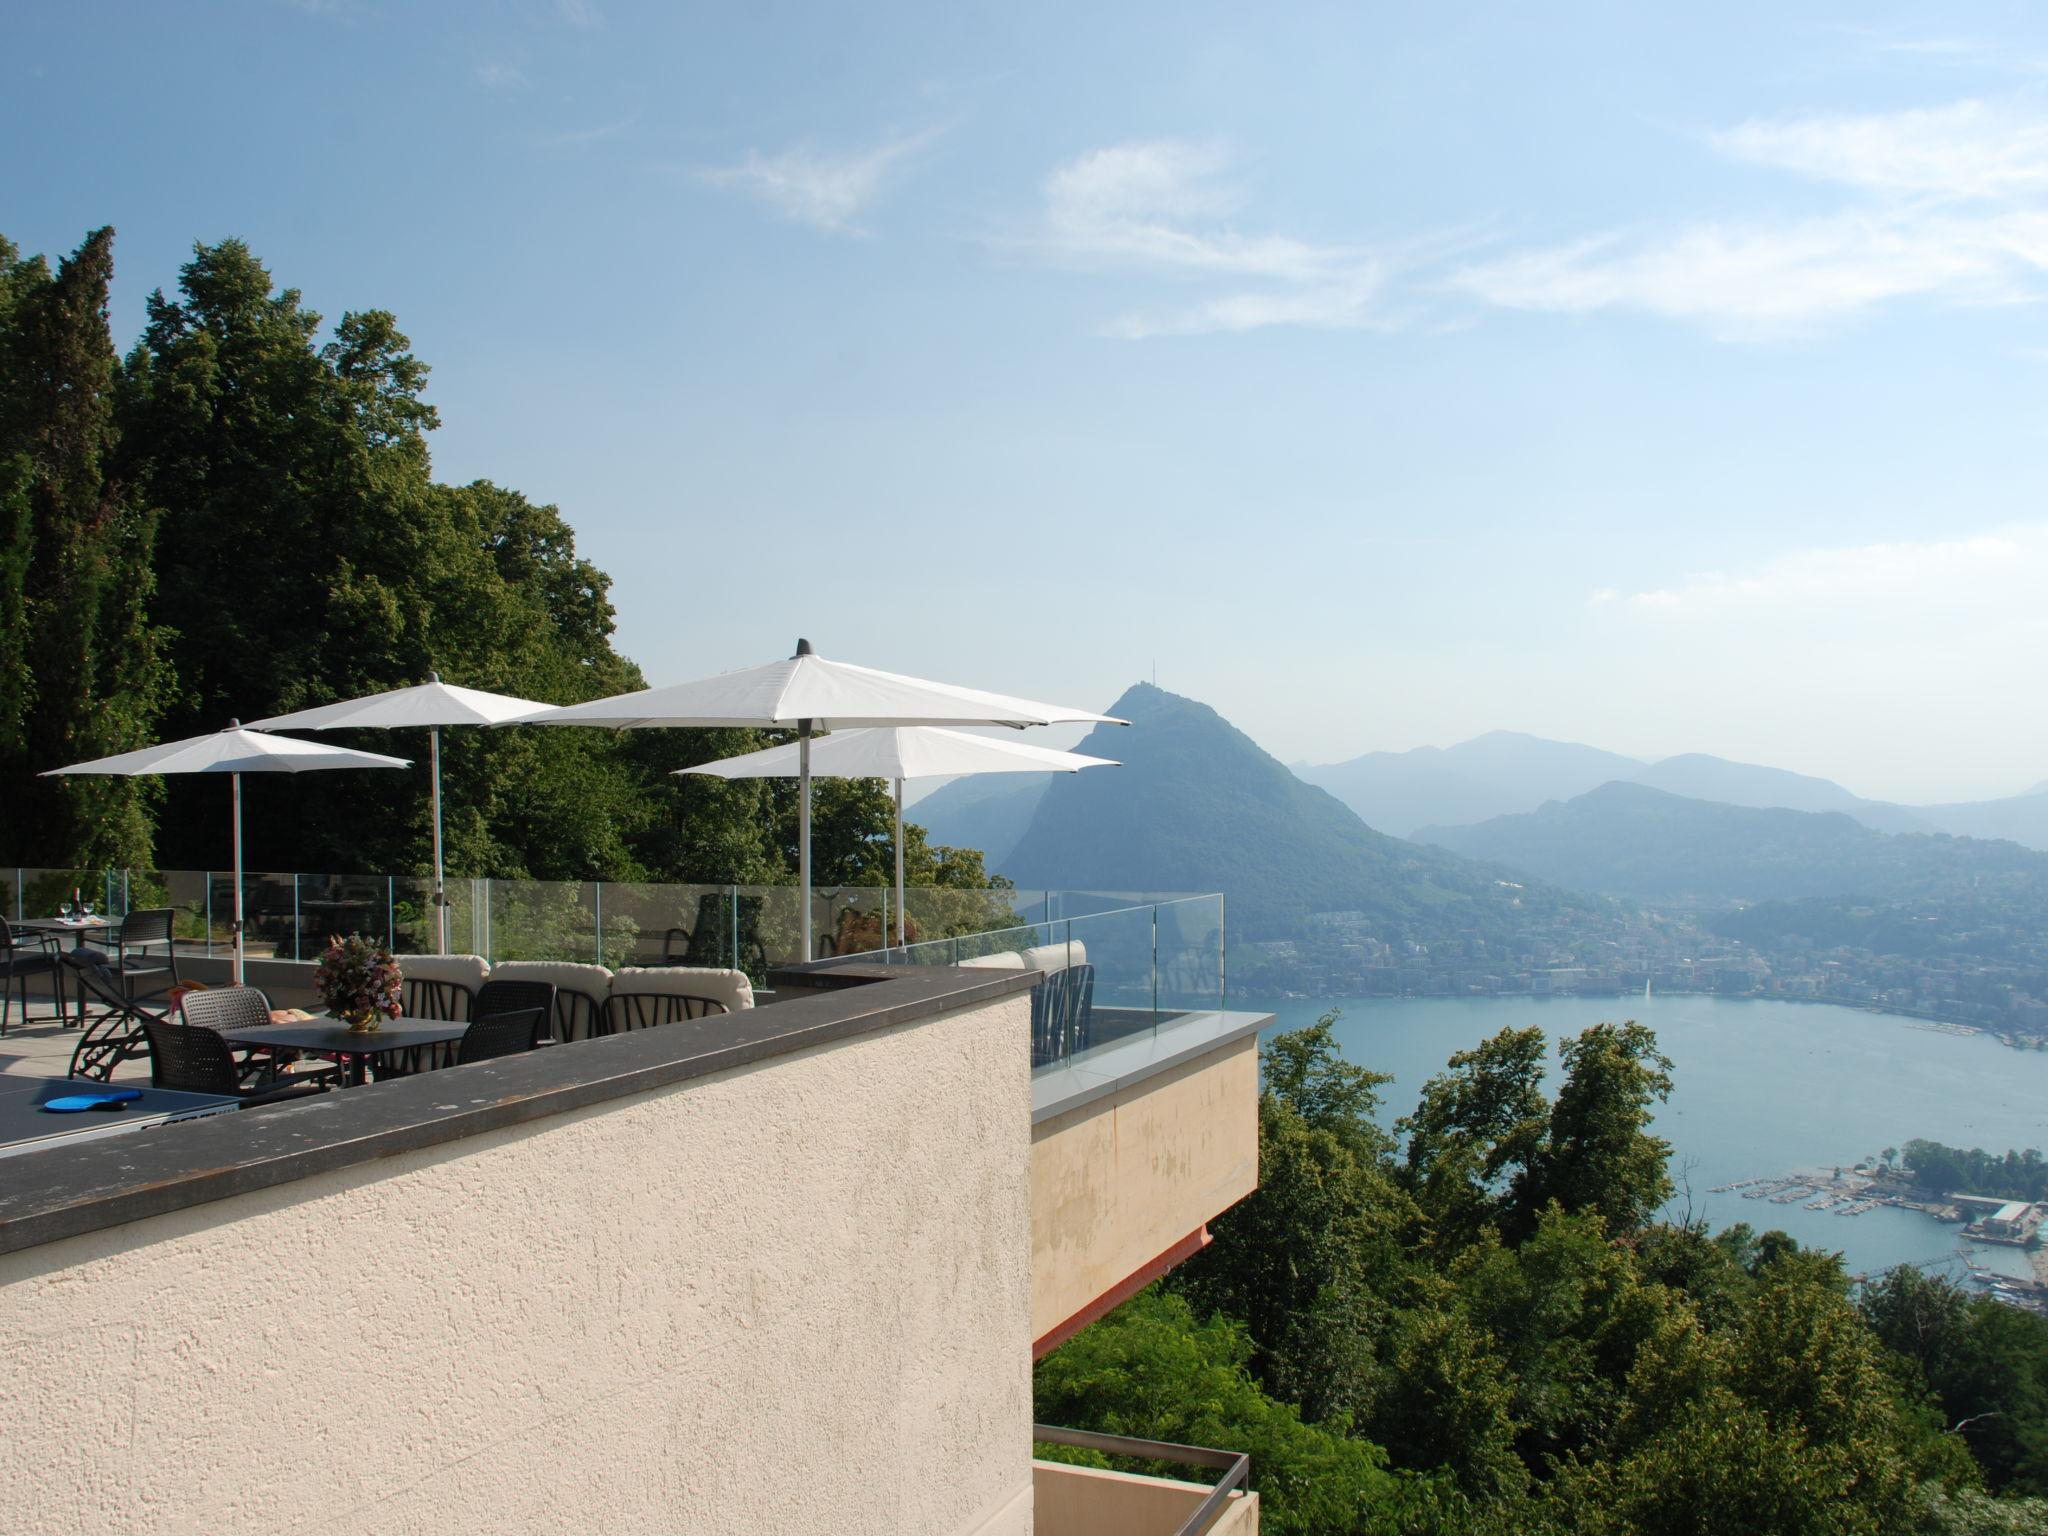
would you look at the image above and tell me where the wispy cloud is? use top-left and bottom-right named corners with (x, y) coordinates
top-left (1031, 139), bottom-right (1396, 338)
top-left (1592, 532), bottom-right (2031, 613)
top-left (1457, 96), bottom-right (2048, 337)
top-left (555, 0), bottom-right (601, 28)
top-left (700, 130), bottom-right (938, 234)
top-left (475, 60), bottom-right (526, 91)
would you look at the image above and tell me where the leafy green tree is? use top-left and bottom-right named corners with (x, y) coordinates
top-left (1517, 1021), bottom-right (1674, 1236)
top-left (0, 227), bottom-right (167, 864)
top-left (1174, 1016), bottom-right (1416, 1421)
top-left (1398, 1026), bottom-right (1550, 1248)
top-left (1035, 1288), bottom-right (1463, 1536)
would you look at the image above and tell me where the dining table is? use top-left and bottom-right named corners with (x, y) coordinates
top-left (220, 1017), bottom-right (470, 1088)
top-left (13, 915), bottom-right (118, 1025)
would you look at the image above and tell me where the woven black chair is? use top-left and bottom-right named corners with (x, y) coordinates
top-left (180, 985), bottom-right (343, 1090)
top-left (60, 952), bottom-right (160, 1080)
top-left (605, 990), bottom-right (731, 1033)
top-left (471, 979), bottom-right (557, 1048)
top-left (1028, 964), bottom-right (1097, 1068)
top-left (142, 1018), bottom-right (331, 1106)
top-left (456, 1006), bottom-right (547, 1065)
top-left (0, 916), bottom-right (58, 1038)
top-left (400, 975), bottom-right (475, 1022)
top-left (73, 907), bottom-right (178, 1004)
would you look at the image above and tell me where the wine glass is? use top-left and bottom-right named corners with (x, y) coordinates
top-left (80, 896), bottom-right (95, 921)
top-left (57, 898), bottom-right (73, 921)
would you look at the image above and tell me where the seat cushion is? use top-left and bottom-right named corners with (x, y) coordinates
top-left (610, 966), bottom-right (753, 1013)
top-left (958, 951), bottom-right (1028, 971)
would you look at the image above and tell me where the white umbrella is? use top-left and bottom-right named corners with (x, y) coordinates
top-left (41, 723), bottom-right (410, 983)
top-left (679, 727), bottom-right (1119, 947)
top-left (247, 675), bottom-right (550, 954)
top-left (529, 640), bottom-right (1125, 960)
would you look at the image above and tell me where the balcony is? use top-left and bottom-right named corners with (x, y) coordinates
top-left (1034, 1427), bottom-right (1258, 1535)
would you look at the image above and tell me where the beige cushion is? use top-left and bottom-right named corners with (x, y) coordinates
top-left (487, 959), bottom-right (613, 1002)
top-left (397, 953), bottom-right (490, 989)
top-left (958, 951), bottom-right (1027, 971)
top-left (610, 966), bottom-right (754, 1014)
top-left (1022, 940), bottom-right (1088, 974)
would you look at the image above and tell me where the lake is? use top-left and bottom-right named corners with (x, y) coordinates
top-left (1247, 993), bottom-right (2048, 1285)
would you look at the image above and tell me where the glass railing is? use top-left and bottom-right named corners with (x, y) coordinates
top-left (4, 869), bottom-right (1211, 990)
top-left (860, 893), bottom-right (1228, 1075)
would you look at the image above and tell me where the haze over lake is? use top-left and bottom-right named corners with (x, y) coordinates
top-left (1251, 994), bottom-right (2048, 1285)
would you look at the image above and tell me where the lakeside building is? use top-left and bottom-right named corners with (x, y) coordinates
top-left (0, 879), bottom-right (1265, 1534)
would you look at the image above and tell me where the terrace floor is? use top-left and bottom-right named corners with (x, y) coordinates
top-left (0, 1004), bottom-right (140, 1081)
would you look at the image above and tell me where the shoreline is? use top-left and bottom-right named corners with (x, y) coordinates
top-left (2033, 1249), bottom-right (2048, 1287)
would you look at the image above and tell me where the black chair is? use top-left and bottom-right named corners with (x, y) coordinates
top-left (142, 1018), bottom-right (331, 1107)
top-left (75, 907), bottom-right (178, 1004)
top-left (400, 975), bottom-right (475, 1022)
top-left (60, 952), bottom-right (160, 1080)
top-left (0, 917), bottom-right (58, 1037)
top-left (472, 979), bottom-right (558, 1047)
top-left (605, 990), bottom-right (731, 1033)
top-left (1029, 964), bottom-right (1097, 1068)
top-left (456, 1006), bottom-right (548, 1065)
top-left (180, 985), bottom-right (343, 1090)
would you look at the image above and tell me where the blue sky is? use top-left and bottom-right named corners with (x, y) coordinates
top-left (10, 1), bottom-right (2048, 802)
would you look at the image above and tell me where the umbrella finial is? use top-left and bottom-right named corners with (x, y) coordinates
top-left (794, 637), bottom-right (814, 657)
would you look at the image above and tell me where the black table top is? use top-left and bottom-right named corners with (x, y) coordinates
top-left (0, 1075), bottom-right (239, 1157)
top-left (222, 1018), bottom-right (469, 1054)
top-left (15, 916), bottom-right (115, 934)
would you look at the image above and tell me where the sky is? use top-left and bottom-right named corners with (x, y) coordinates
top-left (8, 1), bottom-right (2048, 804)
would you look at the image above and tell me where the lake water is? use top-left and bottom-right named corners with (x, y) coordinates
top-left (1247, 994), bottom-right (2048, 1285)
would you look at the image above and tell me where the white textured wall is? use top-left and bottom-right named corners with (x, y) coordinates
top-left (0, 992), bottom-right (1034, 1536)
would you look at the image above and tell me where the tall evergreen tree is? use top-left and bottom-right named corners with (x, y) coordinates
top-left (0, 227), bottom-right (166, 865)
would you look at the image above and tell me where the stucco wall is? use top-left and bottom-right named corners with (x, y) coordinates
top-left (0, 992), bottom-right (1034, 1536)
top-left (1031, 1033), bottom-right (1259, 1344)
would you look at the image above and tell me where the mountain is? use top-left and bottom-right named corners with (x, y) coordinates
top-left (1628, 754), bottom-right (1933, 835)
top-left (1416, 781), bottom-right (2046, 905)
top-left (1296, 731), bottom-right (1642, 837)
top-left (1915, 787), bottom-right (2048, 851)
top-left (907, 773), bottom-right (1048, 867)
top-left (1001, 684), bottom-right (1601, 942)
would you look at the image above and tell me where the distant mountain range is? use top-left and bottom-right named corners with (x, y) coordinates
top-left (1415, 780), bottom-right (2048, 906)
top-left (1297, 732), bottom-right (2048, 847)
top-left (993, 683), bottom-right (1603, 942)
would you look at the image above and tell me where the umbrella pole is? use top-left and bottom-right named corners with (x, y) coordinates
top-left (231, 770), bottom-right (245, 985)
top-left (430, 725), bottom-right (447, 955)
top-left (894, 777), bottom-right (906, 949)
top-left (798, 722), bottom-right (813, 963)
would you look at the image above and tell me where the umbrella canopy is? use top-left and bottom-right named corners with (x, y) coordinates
top-left (528, 639), bottom-right (1126, 959)
top-left (248, 676), bottom-right (550, 953)
top-left (680, 726), bottom-right (1119, 946)
top-left (531, 645), bottom-right (1128, 731)
top-left (246, 677), bottom-right (551, 731)
top-left (42, 724), bottom-right (410, 982)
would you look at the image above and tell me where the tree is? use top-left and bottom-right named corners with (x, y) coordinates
top-left (1398, 1026), bottom-right (1550, 1248)
top-left (0, 227), bottom-right (167, 865)
top-left (1516, 1021), bottom-right (1673, 1237)
top-left (1173, 1016), bottom-right (1416, 1422)
top-left (1034, 1289), bottom-right (1463, 1536)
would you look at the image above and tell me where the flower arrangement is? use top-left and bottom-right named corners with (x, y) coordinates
top-left (313, 934), bottom-right (403, 1033)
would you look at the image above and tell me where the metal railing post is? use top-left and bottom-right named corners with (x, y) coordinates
top-left (593, 880), bottom-right (604, 966)
top-left (205, 873), bottom-right (214, 960)
top-left (386, 877), bottom-right (395, 948)
top-left (291, 873), bottom-right (301, 962)
top-left (1151, 902), bottom-right (1160, 1024)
